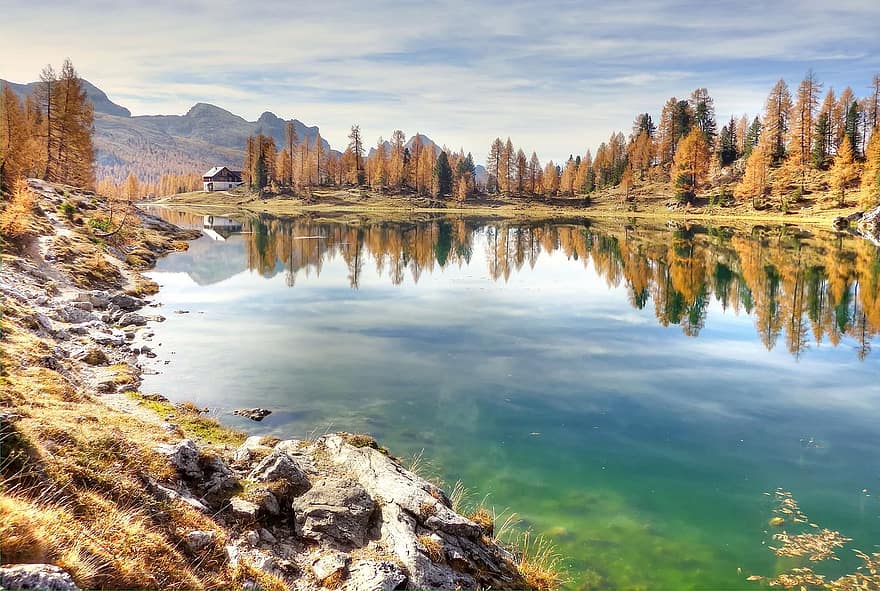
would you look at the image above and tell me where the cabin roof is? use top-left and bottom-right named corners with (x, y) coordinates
top-left (203, 166), bottom-right (228, 177)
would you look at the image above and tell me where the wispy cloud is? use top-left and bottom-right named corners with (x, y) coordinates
top-left (1, 0), bottom-right (878, 162)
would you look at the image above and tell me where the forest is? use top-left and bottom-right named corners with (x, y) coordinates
top-left (236, 72), bottom-right (880, 213)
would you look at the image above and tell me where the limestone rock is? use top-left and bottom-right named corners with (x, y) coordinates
top-left (229, 497), bottom-right (260, 522)
top-left (117, 312), bottom-right (146, 327)
top-left (109, 293), bottom-right (145, 311)
top-left (293, 477), bottom-right (376, 548)
top-left (311, 551), bottom-right (350, 583)
top-left (248, 451), bottom-right (310, 494)
top-left (0, 564), bottom-right (79, 591)
top-left (155, 439), bottom-right (202, 479)
top-left (343, 560), bottom-right (407, 591)
top-left (54, 306), bottom-right (95, 324)
top-left (184, 530), bottom-right (216, 553)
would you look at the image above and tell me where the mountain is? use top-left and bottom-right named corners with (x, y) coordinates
top-left (0, 78), bottom-right (333, 183)
top-left (1, 78), bottom-right (131, 117)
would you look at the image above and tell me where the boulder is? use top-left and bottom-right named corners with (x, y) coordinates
top-left (54, 306), bottom-right (95, 324)
top-left (248, 451), bottom-right (310, 494)
top-left (311, 551), bottom-right (350, 583)
top-left (183, 530), bottom-right (216, 553)
top-left (343, 560), bottom-right (407, 591)
top-left (109, 293), bottom-right (145, 311)
top-left (233, 407), bottom-right (272, 421)
top-left (155, 439), bottom-right (202, 479)
top-left (229, 497), bottom-right (260, 522)
top-left (117, 312), bottom-right (146, 327)
top-left (0, 564), bottom-right (79, 591)
top-left (293, 477), bottom-right (376, 548)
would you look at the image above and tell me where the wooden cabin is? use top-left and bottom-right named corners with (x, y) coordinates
top-left (202, 166), bottom-right (243, 192)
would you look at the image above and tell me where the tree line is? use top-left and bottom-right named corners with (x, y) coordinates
top-left (0, 59), bottom-right (95, 192)
top-left (238, 72), bottom-right (880, 212)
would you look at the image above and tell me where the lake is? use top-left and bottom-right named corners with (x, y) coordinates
top-left (141, 208), bottom-right (880, 590)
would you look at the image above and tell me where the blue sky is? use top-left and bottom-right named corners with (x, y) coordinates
top-left (2, 0), bottom-right (879, 161)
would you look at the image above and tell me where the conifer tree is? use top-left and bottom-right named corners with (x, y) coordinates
top-left (860, 128), bottom-right (880, 209)
top-left (788, 70), bottom-right (822, 190)
top-left (542, 161), bottom-right (559, 196)
top-left (433, 151), bottom-right (452, 197)
top-left (736, 140), bottom-right (772, 207)
top-left (528, 151), bottom-right (541, 194)
top-left (389, 130), bottom-right (406, 190)
top-left (763, 79), bottom-right (792, 163)
top-left (690, 88), bottom-right (717, 149)
top-left (831, 136), bottom-right (860, 206)
top-left (348, 125), bottom-right (364, 184)
top-left (284, 121), bottom-right (297, 186)
top-left (671, 128), bottom-right (710, 203)
top-left (744, 116), bottom-right (762, 158)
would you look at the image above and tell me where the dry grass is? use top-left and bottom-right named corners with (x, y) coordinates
top-left (418, 534), bottom-right (446, 564)
top-left (515, 531), bottom-right (566, 591)
top-left (126, 392), bottom-right (246, 446)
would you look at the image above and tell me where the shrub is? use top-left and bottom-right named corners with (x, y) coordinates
top-left (0, 179), bottom-right (34, 241)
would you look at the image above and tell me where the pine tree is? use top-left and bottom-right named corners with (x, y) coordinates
top-left (744, 116), bottom-right (762, 158)
top-left (433, 151), bottom-right (452, 197)
top-left (528, 151), bottom-right (541, 194)
top-left (284, 121), bottom-right (297, 186)
top-left (515, 149), bottom-right (527, 193)
top-left (719, 116), bottom-right (738, 167)
top-left (389, 129), bottom-right (406, 190)
top-left (690, 88), bottom-right (717, 149)
top-left (844, 102), bottom-right (861, 158)
top-left (487, 138), bottom-right (503, 194)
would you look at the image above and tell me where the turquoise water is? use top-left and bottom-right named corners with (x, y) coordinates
top-left (142, 211), bottom-right (880, 590)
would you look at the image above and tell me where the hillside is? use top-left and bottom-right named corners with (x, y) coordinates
top-left (1, 79), bottom-right (333, 184)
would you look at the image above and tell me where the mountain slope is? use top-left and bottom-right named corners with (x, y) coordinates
top-left (1, 78), bottom-right (332, 183)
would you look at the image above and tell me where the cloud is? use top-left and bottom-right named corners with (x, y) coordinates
top-left (1, 0), bottom-right (878, 162)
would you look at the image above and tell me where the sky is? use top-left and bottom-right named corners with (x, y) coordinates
top-left (2, 0), bottom-right (880, 162)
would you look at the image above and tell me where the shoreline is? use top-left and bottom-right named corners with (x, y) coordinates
top-left (0, 181), bottom-right (554, 590)
top-left (151, 186), bottom-right (868, 228)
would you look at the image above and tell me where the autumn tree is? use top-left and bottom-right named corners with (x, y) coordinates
top-left (515, 149), bottom-right (527, 193)
top-left (559, 157), bottom-right (577, 196)
top-left (575, 150), bottom-right (593, 193)
top-left (657, 97), bottom-right (693, 170)
top-left (743, 116), bottom-right (762, 158)
top-left (788, 70), bottom-right (822, 190)
top-left (487, 138), bottom-right (503, 194)
top-left (124, 172), bottom-right (140, 200)
top-left (812, 89), bottom-right (835, 169)
top-left (371, 137), bottom-right (387, 190)
top-left (283, 121), bottom-right (297, 186)
top-left (763, 79), bottom-right (793, 163)
top-left (736, 140), bottom-right (772, 207)
top-left (0, 83), bottom-right (31, 190)
top-left (860, 128), bottom-right (880, 209)
top-left (830, 136), bottom-right (860, 207)
top-left (542, 161), bottom-right (559, 196)
top-left (528, 151), bottom-right (542, 194)
top-left (833, 87), bottom-right (855, 150)
top-left (671, 128), bottom-right (710, 203)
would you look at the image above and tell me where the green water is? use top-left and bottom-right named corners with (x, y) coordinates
top-left (142, 210), bottom-right (880, 590)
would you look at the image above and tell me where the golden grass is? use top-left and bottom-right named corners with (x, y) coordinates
top-left (418, 534), bottom-right (446, 564)
top-left (0, 179), bottom-right (35, 242)
top-left (515, 531), bottom-right (566, 591)
top-left (125, 392), bottom-right (246, 446)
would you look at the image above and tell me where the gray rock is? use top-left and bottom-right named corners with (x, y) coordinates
top-left (54, 306), bottom-right (95, 324)
top-left (229, 497), bottom-right (260, 522)
top-left (293, 477), bottom-right (376, 548)
top-left (117, 312), bottom-right (146, 327)
top-left (0, 564), bottom-right (79, 591)
top-left (248, 451), bottom-right (310, 494)
top-left (233, 407), bottom-right (272, 421)
top-left (34, 312), bottom-right (54, 333)
top-left (245, 530), bottom-right (260, 546)
top-left (89, 330), bottom-right (125, 347)
top-left (259, 528), bottom-right (277, 544)
top-left (311, 551), bottom-right (350, 583)
top-left (72, 301), bottom-right (93, 312)
top-left (232, 435), bottom-right (274, 464)
top-left (202, 455), bottom-right (238, 498)
top-left (110, 293), bottom-right (145, 311)
top-left (343, 560), bottom-right (407, 591)
top-left (184, 530), bottom-right (216, 553)
top-left (155, 439), bottom-right (202, 479)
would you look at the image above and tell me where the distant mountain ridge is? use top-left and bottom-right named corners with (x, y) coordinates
top-left (0, 77), bottom-right (475, 185)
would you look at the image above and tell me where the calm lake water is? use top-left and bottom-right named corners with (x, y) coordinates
top-left (142, 208), bottom-right (880, 590)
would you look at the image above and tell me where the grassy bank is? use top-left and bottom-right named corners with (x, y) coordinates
top-left (154, 182), bottom-right (864, 226)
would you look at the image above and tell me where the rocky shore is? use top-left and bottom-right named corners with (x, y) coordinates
top-left (0, 181), bottom-right (541, 590)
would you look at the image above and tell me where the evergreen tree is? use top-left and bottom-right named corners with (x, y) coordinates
top-left (719, 116), bottom-right (738, 167)
top-left (433, 151), bottom-right (453, 197)
top-left (744, 116), bottom-right (762, 158)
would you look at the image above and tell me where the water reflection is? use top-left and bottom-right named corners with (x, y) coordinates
top-left (147, 208), bottom-right (880, 359)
